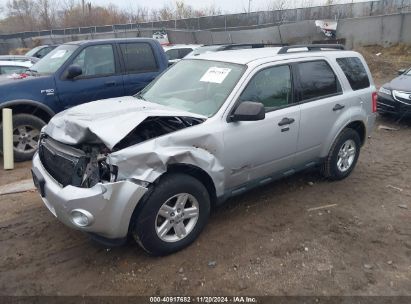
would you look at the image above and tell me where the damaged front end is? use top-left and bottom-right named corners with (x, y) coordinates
top-left (32, 97), bottom-right (223, 240)
top-left (39, 115), bottom-right (205, 189)
top-left (38, 134), bottom-right (117, 189)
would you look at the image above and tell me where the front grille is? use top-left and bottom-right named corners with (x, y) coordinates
top-left (393, 91), bottom-right (411, 105)
top-left (39, 137), bottom-right (88, 187)
top-left (396, 96), bottom-right (411, 105)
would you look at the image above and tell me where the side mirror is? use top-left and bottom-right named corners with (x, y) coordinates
top-left (398, 68), bottom-right (406, 75)
top-left (66, 64), bottom-right (82, 79)
top-left (230, 101), bottom-right (265, 122)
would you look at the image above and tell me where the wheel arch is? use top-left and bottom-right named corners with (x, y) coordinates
top-left (127, 163), bottom-right (217, 236)
top-left (322, 119), bottom-right (367, 157)
top-left (166, 163), bottom-right (218, 208)
top-left (345, 120), bottom-right (366, 146)
top-left (0, 100), bottom-right (55, 123)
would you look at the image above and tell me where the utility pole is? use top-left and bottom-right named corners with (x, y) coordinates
top-left (248, 0), bottom-right (252, 13)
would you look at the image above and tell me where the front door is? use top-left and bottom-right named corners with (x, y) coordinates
top-left (223, 64), bottom-right (301, 190)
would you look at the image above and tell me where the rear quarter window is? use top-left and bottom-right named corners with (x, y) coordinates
top-left (336, 57), bottom-right (370, 90)
top-left (297, 60), bottom-right (342, 101)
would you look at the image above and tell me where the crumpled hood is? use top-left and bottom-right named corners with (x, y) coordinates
top-left (45, 96), bottom-right (206, 149)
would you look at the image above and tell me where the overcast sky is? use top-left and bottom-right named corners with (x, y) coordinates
top-left (0, 0), bottom-right (370, 15)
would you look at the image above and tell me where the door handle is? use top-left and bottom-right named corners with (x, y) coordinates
top-left (105, 81), bottom-right (116, 87)
top-left (333, 104), bottom-right (345, 111)
top-left (278, 117), bottom-right (295, 126)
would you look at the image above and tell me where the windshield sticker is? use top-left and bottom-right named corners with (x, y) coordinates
top-left (51, 50), bottom-right (67, 59)
top-left (200, 67), bottom-right (231, 84)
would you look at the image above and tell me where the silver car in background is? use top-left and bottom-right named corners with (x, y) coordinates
top-left (163, 44), bottom-right (203, 65)
top-left (32, 44), bottom-right (376, 255)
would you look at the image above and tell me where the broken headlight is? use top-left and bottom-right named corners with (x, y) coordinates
top-left (80, 146), bottom-right (118, 187)
top-left (99, 160), bottom-right (118, 183)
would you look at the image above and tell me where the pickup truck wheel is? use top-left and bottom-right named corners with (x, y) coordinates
top-left (132, 173), bottom-right (210, 256)
top-left (321, 128), bottom-right (361, 180)
top-left (0, 114), bottom-right (45, 162)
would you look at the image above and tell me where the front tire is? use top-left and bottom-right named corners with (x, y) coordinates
top-left (131, 173), bottom-right (210, 256)
top-left (0, 114), bottom-right (45, 162)
top-left (321, 128), bottom-right (361, 180)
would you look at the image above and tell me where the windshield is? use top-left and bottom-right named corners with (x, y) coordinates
top-left (25, 46), bottom-right (43, 57)
top-left (406, 68), bottom-right (411, 75)
top-left (139, 59), bottom-right (246, 117)
top-left (30, 45), bottom-right (78, 74)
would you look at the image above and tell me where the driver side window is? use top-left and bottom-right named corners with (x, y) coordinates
top-left (239, 65), bottom-right (292, 112)
top-left (72, 44), bottom-right (115, 77)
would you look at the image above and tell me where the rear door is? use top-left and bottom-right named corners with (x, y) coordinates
top-left (294, 59), bottom-right (348, 165)
top-left (335, 56), bottom-right (373, 114)
top-left (56, 43), bottom-right (124, 108)
top-left (118, 42), bottom-right (161, 96)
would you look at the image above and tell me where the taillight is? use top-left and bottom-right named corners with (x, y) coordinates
top-left (372, 92), bottom-right (377, 113)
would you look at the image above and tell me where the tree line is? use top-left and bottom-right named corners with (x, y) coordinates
top-left (0, 0), bottom-right (222, 33)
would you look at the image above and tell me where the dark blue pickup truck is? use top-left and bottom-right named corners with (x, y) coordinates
top-left (0, 38), bottom-right (168, 161)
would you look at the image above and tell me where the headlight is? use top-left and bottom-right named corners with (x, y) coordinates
top-left (379, 87), bottom-right (391, 96)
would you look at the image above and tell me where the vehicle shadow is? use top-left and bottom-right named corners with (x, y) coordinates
top-left (377, 113), bottom-right (411, 126)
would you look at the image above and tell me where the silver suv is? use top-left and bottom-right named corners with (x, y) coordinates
top-left (32, 44), bottom-right (376, 255)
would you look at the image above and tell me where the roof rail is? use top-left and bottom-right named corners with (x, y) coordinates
top-left (277, 44), bottom-right (345, 54)
top-left (204, 43), bottom-right (287, 48)
top-left (223, 43), bottom-right (287, 50)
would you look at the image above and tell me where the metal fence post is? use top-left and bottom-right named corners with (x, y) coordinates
top-left (2, 108), bottom-right (14, 170)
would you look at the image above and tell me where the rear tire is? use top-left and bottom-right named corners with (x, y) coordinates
top-left (0, 114), bottom-right (45, 162)
top-left (321, 128), bottom-right (361, 180)
top-left (131, 173), bottom-right (210, 256)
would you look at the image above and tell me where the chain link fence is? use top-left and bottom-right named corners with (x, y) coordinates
top-left (1, 0), bottom-right (411, 40)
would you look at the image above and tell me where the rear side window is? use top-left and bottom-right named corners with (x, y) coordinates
top-left (336, 57), bottom-right (370, 90)
top-left (297, 60), bottom-right (341, 101)
top-left (120, 43), bottom-right (158, 73)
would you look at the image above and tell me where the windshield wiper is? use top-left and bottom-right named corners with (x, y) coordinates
top-left (135, 92), bottom-right (146, 101)
top-left (26, 68), bottom-right (38, 74)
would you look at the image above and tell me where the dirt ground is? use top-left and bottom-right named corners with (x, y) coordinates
top-left (0, 46), bottom-right (410, 297)
top-left (358, 44), bottom-right (411, 87)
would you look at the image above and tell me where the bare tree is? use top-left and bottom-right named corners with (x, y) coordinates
top-left (267, 0), bottom-right (289, 24)
top-left (37, 0), bottom-right (59, 29)
top-left (300, 0), bottom-right (314, 8)
top-left (126, 5), bottom-right (149, 23)
top-left (268, 0), bottom-right (288, 10)
top-left (0, 0), bottom-right (223, 33)
top-left (6, 0), bottom-right (38, 31)
top-left (158, 3), bottom-right (175, 20)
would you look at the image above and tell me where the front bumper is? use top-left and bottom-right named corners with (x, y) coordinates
top-left (377, 93), bottom-right (411, 116)
top-left (32, 154), bottom-right (148, 239)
